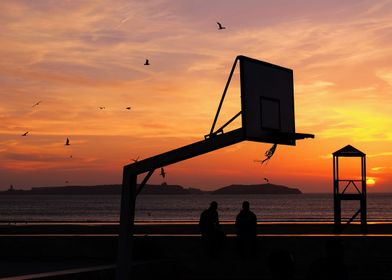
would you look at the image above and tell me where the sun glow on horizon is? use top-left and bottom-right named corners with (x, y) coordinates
top-left (366, 178), bottom-right (376, 186)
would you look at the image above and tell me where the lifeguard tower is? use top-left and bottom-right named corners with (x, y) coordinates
top-left (333, 145), bottom-right (367, 233)
top-left (116, 55), bottom-right (315, 279)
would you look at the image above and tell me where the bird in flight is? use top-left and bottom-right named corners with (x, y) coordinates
top-left (32, 101), bottom-right (42, 107)
top-left (132, 156), bottom-right (140, 163)
top-left (99, 106), bottom-right (105, 110)
top-left (65, 138), bottom-right (70, 146)
top-left (264, 177), bottom-right (269, 183)
top-left (21, 131), bottom-right (29, 136)
top-left (217, 22), bottom-right (226, 30)
top-left (144, 59), bottom-right (150, 65)
top-left (160, 167), bottom-right (166, 178)
top-left (126, 107), bottom-right (131, 110)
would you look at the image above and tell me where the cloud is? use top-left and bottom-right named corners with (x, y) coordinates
top-left (371, 166), bottom-right (392, 172)
top-left (2, 152), bottom-right (66, 162)
top-left (377, 70), bottom-right (392, 88)
top-left (296, 81), bottom-right (335, 92)
top-left (320, 154), bottom-right (333, 159)
top-left (368, 152), bottom-right (392, 158)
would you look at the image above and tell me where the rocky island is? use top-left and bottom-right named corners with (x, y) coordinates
top-left (0, 183), bottom-right (301, 195)
top-left (212, 183), bottom-right (302, 194)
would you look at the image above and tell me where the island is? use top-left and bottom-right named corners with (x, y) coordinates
top-left (0, 183), bottom-right (191, 195)
top-left (212, 183), bottom-right (302, 195)
top-left (0, 183), bottom-right (302, 195)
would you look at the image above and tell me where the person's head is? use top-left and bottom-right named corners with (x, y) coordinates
top-left (209, 201), bottom-right (218, 211)
top-left (242, 201), bottom-right (250, 211)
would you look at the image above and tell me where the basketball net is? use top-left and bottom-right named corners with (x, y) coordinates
top-left (261, 143), bottom-right (277, 165)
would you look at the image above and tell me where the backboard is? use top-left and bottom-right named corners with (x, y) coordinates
top-left (239, 55), bottom-right (296, 145)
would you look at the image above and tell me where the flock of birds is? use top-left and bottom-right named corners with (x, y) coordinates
top-left (18, 21), bottom-right (274, 184)
top-left (22, 101), bottom-right (133, 147)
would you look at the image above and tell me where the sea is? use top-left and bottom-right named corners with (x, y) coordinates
top-left (1, 193), bottom-right (392, 222)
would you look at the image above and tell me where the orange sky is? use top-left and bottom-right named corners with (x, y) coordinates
top-left (0, 1), bottom-right (391, 192)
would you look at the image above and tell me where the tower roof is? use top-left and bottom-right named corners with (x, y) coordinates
top-left (333, 145), bottom-right (365, 157)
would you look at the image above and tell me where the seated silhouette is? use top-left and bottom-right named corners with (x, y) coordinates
top-left (235, 201), bottom-right (257, 257)
top-left (306, 238), bottom-right (348, 280)
top-left (199, 201), bottom-right (225, 257)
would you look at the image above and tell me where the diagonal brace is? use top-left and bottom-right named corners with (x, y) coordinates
top-left (206, 111), bottom-right (242, 139)
top-left (136, 169), bottom-right (155, 196)
top-left (209, 58), bottom-right (239, 136)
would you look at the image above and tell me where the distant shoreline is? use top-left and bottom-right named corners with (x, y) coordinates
top-left (0, 183), bottom-right (302, 195)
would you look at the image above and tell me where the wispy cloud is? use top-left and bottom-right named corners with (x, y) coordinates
top-left (371, 166), bottom-right (392, 172)
top-left (368, 152), bottom-right (392, 158)
top-left (377, 70), bottom-right (392, 88)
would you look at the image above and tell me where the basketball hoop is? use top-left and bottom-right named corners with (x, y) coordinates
top-left (208, 55), bottom-right (314, 146)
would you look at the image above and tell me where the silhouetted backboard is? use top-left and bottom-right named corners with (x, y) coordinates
top-left (239, 56), bottom-right (296, 145)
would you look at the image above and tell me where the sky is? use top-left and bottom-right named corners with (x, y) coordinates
top-left (0, 0), bottom-right (391, 192)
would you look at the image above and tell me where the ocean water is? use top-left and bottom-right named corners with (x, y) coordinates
top-left (0, 193), bottom-right (392, 222)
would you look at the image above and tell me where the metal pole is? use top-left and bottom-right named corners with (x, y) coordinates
top-left (333, 155), bottom-right (341, 233)
top-left (361, 156), bottom-right (367, 233)
top-left (209, 58), bottom-right (239, 135)
top-left (116, 167), bottom-right (137, 280)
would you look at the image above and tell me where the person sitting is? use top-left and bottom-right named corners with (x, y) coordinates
top-left (199, 201), bottom-right (225, 257)
top-left (235, 201), bottom-right (257, 257)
